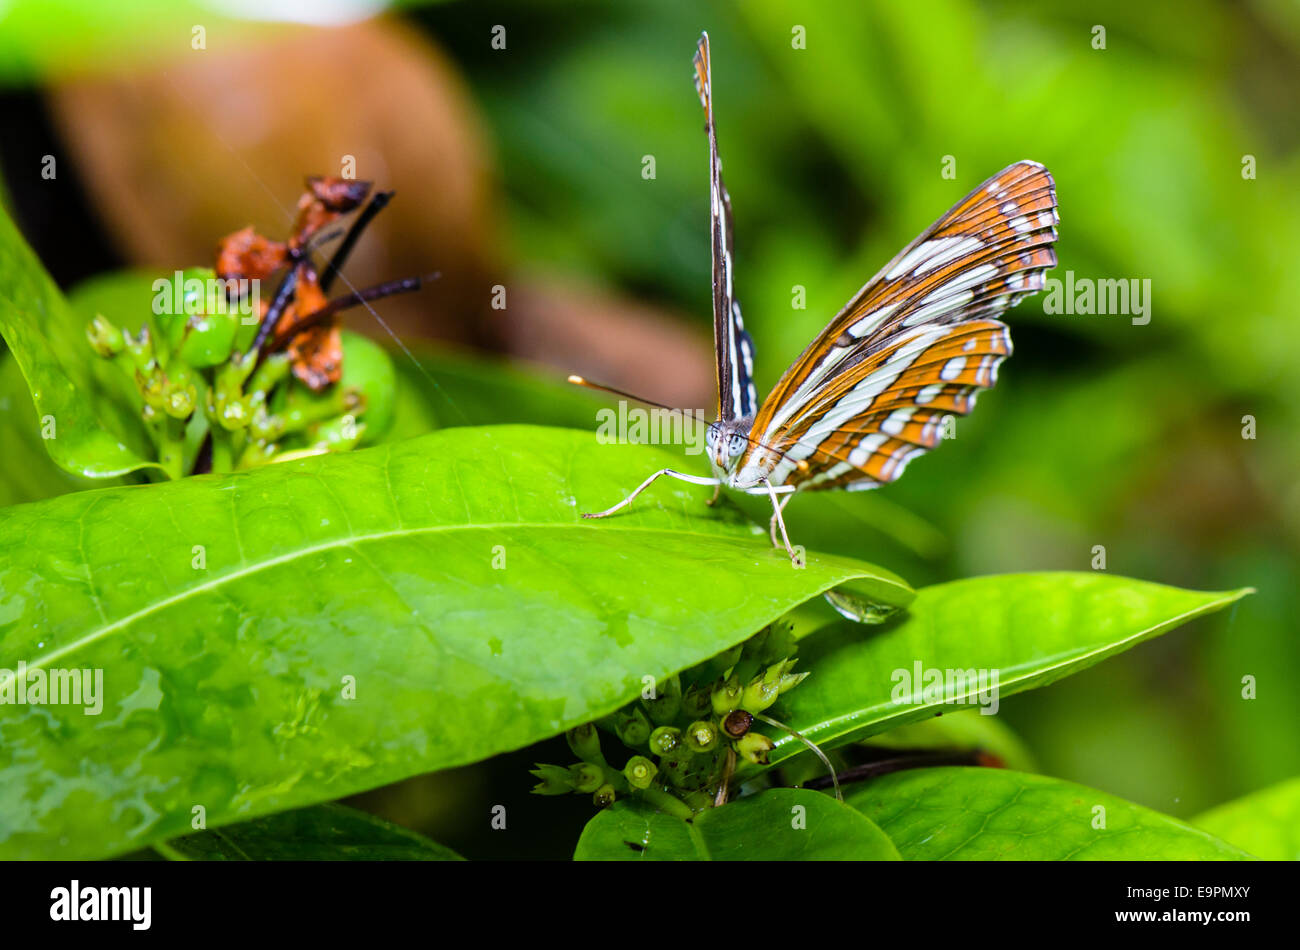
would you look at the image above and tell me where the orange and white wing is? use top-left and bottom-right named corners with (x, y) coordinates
top-left (738, 160), bottom-right (1058, 490)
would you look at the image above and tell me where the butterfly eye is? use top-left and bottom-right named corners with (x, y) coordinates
top-left (706, 424), bottom-right (719, 447)
top-left (729, 434), bottom-right (747, 457)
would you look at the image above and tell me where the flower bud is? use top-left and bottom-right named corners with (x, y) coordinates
top-left (86, 314), bottom-right (125, 357)
top-left (614, 706), bottom-right (652, 748)
top-left (742, 659), bottom-right (799, 714)
top-left (566, 723), bottom-right (603, 764)
top-left (529, 763), bottom-right (573, 796)
top-left (711, 673), bottom-right (742, 716)
top-left (161, 361), bottom-right (198, 419)
top-left (684, 720), bottom-right (719, 753)
top-left (593, 784), bottom-right (617, 808)
top-left (736, 732), bottom-right (775, 766)
top-left (623, 755), bottom-right (658, 790)
top-left (648, 726), bottom-right (683, 757)
top-left (569, 762), bottom-right (604, 793)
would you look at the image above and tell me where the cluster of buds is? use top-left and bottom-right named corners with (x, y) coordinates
top-left (85, 177), bottom-right (428, 478)
top-left (530, 621), bottom-right (808, 815)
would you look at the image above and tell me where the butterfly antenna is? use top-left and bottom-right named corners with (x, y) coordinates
top-left (566, 375), bottom-right (707, 421)
top-left (567, 375), bottom-right (811, 473)
top-left (754, 712), bottom-right (841, 802)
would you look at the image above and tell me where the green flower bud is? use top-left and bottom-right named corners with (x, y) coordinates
top-left (593, 783), bottom-right (617, 808)
top-left (305, 413), bottom-right (364, 452)
top-left (136, 367), bottom-right (166, 412)
top-left (161, 360), bottom-right (199, 419)
top-left (569, 762), bottom-right (604, 794)
top-left (529, 763), bottom-right (574, 796)
top-left (642, 674), bottom-right (681, 725)
top-left (245, 351), bottom-right (292, 399)
top-left (178, 311), bottom-right (240, 369)
top-left (566, 723), bottom-right (604, 764)
top-left (124, 327), bottom-right (156, 373)
top-left (742, 658), bottom-right (803, 714)
top-left (614, 706), bottom-right (652, 748)
top-left (86, 314), bottom-right (125, 357)
top-left (711, 673), bottom-right (742, 717)
top-left (779, 670), bottom-right (809, 695)
top-left (249, 405), bottom-right (284, 441)
top-left (735, 732), bottom-right (775, 766)
top-left (648, 725), bottom-right (683, 757)
top-left (623, 755), bottom-right (658, 790)
top-left (741, 673), bottom-right (782, 714)
top-left (684, 719), bottom-right (719, 753)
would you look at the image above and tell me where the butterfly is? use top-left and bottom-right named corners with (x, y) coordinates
top-left (573, 33), bottom-right (1058, 563)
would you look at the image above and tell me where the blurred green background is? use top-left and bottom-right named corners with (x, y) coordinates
top-left (1, 0), bottom-right (1297, 858)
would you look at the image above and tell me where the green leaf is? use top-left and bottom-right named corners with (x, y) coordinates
top-left (0, 356), bottom-right (105, 506)
top-left (756, 573), bottom-right (1251, 770)
top-left (862, 708), bottom-right (1037, 773)
top-left (847, 767), bottom-right (1254, 860)
top-left (159, 803), bottom-right (462, 861)
top-left (0, 208), bottom-right (159, 478)
top-left (0, 425), bottom-right (910, 860)
top-left (1192, 777), bottom-right (1300, 861)
top-left (574, 788), bottom-right (900, 860)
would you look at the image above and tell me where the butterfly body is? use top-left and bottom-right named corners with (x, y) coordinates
top-left (576, 33), bottom-right (1058, 561)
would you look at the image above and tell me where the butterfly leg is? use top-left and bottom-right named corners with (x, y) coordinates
top-left (581, 469), bottom-right (721, 519)
top-left (767, 492), bottom-right (793, 547)
top-left (762, 480), bottom-right (801, 565)
top-left (705, 482), bottom-right (722, 507)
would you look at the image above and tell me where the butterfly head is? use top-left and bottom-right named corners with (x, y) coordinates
top-left (705, 419), bottom-right (751, 476)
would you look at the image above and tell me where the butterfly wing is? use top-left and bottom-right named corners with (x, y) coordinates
top-left (694, 32), bottom-right (757, 422)
top-left (737, 160), bottom-right (1058, 490)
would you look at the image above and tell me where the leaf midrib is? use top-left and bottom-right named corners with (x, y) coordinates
top-left (10, 519), bottom-right (904, 678)
top-left (763, 589), bottom-right (1249, 765)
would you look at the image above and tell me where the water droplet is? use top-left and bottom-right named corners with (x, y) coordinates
top-left (824, 589), bottom-right (901, 624)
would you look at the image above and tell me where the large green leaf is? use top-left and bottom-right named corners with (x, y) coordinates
top-left (159, 803), bottom-right (461, 861)
top-left (0, 356), bottom-right (103, 506)
top-left (847, 768), bottom-right (1254, 860)
top-left (0, 425), bottom-right (910, 860)
top-left (754, 573), bottom-right (1251, 771)
top-left (574, 788), bottom-right (900, 860)
top-left (0, 206), bottom-right (158, 478)
top-left (1192, 777), bottom-right (1300, 861)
